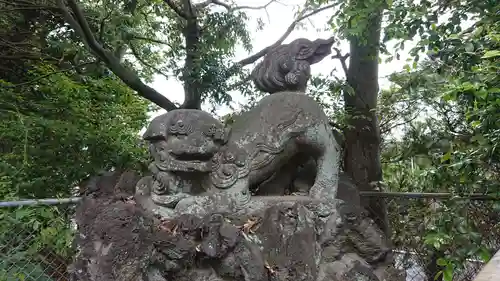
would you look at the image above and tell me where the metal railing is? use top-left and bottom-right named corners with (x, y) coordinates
top-left (0, 192), bottom-right (498, 281)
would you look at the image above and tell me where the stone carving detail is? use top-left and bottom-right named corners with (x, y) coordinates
top-left (251, 37), bottom-right (335, 94)
top-left (71, 37), bottom-right (405, 281)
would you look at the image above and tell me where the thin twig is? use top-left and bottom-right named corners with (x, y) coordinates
top-left (130, 35), bottom-right (171, 46)
top-left (128, 43), bottom-right (171, 80)
top-left (2, 61), bottom-right (97, 88)
top-left (332, 47), bottom-right (349, 77)
top-left (196, 0), bottom-right (275, 11)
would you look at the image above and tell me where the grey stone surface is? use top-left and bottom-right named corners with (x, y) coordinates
top-left (71, 172), bottom-right (403, 281)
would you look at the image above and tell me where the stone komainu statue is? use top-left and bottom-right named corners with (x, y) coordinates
top-left (71, 36), bottom-right (405, 281)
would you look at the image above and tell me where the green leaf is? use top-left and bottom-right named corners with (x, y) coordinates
top-left (471, 120), bottom-right (481, 129)
top-left (464, 42), bottom-right (474, 52)
top-left (436, 258), bottom-right (448, 266)
top-left (471, 134), bottom-right (486, 143)
top-left (475, 88), bottom-right (488, 99)
top-left (479, 248), bottom-right (492, 262)
top-left (442, 90), bottom-right (457, 101)
top-left (481, 50), bottom-right (500, 59)
top-left (443, 267), bottom-right (453, 281)
top-left (441, 150), bottom-right (452, 162)
top-left (33, 220), bottom-right (41, 230)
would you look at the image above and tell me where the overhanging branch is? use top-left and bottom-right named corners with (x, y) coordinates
top-left (56, 0), bottom-right (179, 111)
top-left (230, 3), bottom-right (337, 71)
top-left (130, 35), bottom-right (172, 47)
top-left (163, 0), bottom-right (188, 18)
top-left (198, 0), bottom-right (276, 11)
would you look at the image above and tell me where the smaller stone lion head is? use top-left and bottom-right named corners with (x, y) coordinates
top-left (144, 109), bottom-right (229, 173)
top-left (143, 109), bottom-right (230, 197)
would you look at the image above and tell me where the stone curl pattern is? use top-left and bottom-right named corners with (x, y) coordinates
top-left (209, 111), bottom-right (304, 189)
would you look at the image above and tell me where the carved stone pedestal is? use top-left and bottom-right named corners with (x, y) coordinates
top-left (70, 172), bottom-right (404, 281)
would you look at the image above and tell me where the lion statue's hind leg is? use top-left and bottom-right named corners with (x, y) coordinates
top-left (295, 123), bottom-right (340, 201)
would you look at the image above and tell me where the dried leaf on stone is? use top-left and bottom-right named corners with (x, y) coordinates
top-left (264, 261), bottom-right (275, 274)
top-left (240, 217), bottom-right (261, 233)
top-left (159, 219), bottom-right (178, 234)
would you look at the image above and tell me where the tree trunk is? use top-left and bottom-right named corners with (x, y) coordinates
top-left (343, 9), bottom-right (389, 237)
top-left (180, 2), bottom-right (203, 110)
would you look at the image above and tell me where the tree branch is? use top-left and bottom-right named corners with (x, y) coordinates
top-left (129, 42), bottom-right (171, 80)
top-left (197, 0), bottom-right (276, 11)
top-left (3, 61), bottom-right (97, 88)
top-left (98, 9), bottom-right (112, 43)
top-left (380, 110), bottom-right (421, 135)
top-left (179, 0), bottom-right (203, 109)
top-left (196, 0), bottom-right (230, 10)
top-left (332, 47), bottom-right (349, 77)
top-left (57, 0), bottom-right (179, 111)
top-left (230, 3), bottom-right (337, 70)
top-left (233, 0), bottom-right (276, 11)
top-left (130, 35), bottom-right (171, 46)
top-left (163, 0), bottom-right (188, 18)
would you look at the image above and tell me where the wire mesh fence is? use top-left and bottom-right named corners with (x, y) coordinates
top-left (0, 194), bottom-right (498, 281)
top-left (0, 202), bottom-right (76, 281)
top-left (371, 193), bottom-right (500, 281)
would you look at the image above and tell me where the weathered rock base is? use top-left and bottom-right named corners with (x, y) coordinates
top-left (70, 171), bottom-right (405, 281)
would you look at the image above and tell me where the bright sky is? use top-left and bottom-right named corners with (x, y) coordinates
top-left (148, 0), bottom-right (411, 119)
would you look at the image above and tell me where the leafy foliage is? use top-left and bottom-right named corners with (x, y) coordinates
top-left (379, 3), bottom-right (500, 279)
top-left (0, 3), bottom-right (153, 279)
top-left (1, 65), bottom-right (150, 199)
